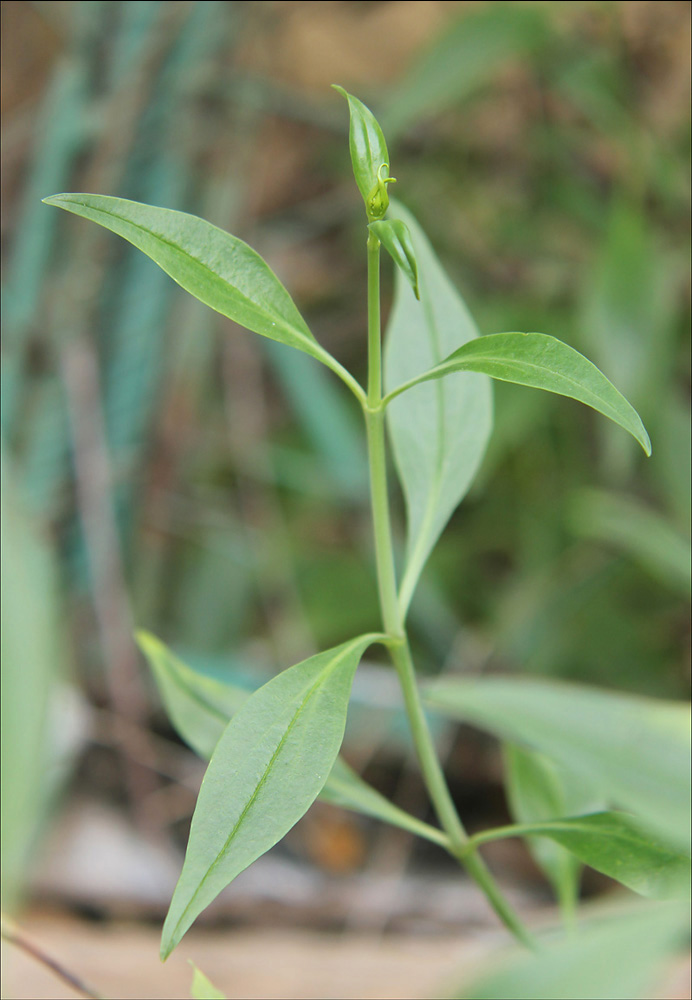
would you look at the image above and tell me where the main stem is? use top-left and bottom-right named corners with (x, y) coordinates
top-left (364, 230), bottom-right (533, 950)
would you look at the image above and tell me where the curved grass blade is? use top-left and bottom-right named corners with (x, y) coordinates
top-left (385, 332), bottom-right (651, 455)
top-left (383, 201), bottom-right (492, 618)
top-left (468, 812), bottom-right (691, 901)
top-left (42, 194), bottom-right (363, 399)
top-left (160, 634), bottom-right (380, 958)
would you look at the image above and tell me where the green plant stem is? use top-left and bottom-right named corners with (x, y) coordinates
top-left (389, 641), bottom-right (535, 949)
top-left (367, 230), bottom-right (382, 406)
top-left (365, 232), bottom-right (401, 638)
top-left (363, 227), bottom-right (534, 951)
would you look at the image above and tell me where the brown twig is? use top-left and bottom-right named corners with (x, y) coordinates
top-left (1, 915), bottom-right (108, 1000)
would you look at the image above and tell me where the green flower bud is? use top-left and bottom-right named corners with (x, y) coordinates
top-left (366, 164), bottom-right (397, 222)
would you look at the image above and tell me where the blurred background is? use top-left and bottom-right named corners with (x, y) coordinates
top-left (1, 1), bottom-right (690, 998)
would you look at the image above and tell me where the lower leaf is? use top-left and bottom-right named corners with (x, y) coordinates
top-left (161, 634), bottom-right (378, 959)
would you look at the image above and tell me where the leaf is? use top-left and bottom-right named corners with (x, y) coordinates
top-left (136, 631), bottom-right (248, 760)
top-left (457, 902), bottom-right (689, 1000)
top-left (332, 86), bottom-right (393, 219)
top-left (383, 201), bottom-right (492, 617)
top-left (385, 332), bottom-right (651, 455)
top-left (369, 219), bottom-right (419, 299)
top-left (426, 676), bottom-right (691, 850)
top-left (382, 4), bottom-right (549, 137)
top-left (138, 633), bottom-right (440, 843)
top-left (321, 757), bottom-right (447, 848)
top-left (569, 489), bottom-right (691, 597)
top-left (42, 194), bottom-right (359, 394)
top-left (190, 963), bottom-right (226, 1000)
top-left (503, 745), bottom-right (585, 919)
top-left (161, 635), bottom-right (378, 958)
top-left (471, 812), bottom-right (690, 901)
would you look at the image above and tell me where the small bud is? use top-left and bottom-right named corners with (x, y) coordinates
top-left (366, 164), bottom-right (397, 221)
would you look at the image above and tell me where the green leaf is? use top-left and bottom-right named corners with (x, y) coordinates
top-left (321, 757), bottom-right (447, 848)
top-left (42, 194), bottom-right (360, 395)
top-left (384, 201), bottom-right (492, 617)
top-left (470, 812), bottom-right (690, 901)
top-left (369, 219), bottom-right (419, 299)
top-left (138, 634), bottom-right (439, 842)
top-left (426, 677), bottom-right (691, 850)
top-left (385, 332), bottom-right (651, 455)
top-left (457, 902), bottom-right (689, 1000)
top-left (136, 631), bottom-right (248, 760)
top-left (569, 489), bottom-right (691, 596)
top-left (332, 86), bottom-right (394, 219)
top-left (161, 635), bottom-right (378, 958)
top-left (190, 963), bottom-right (226, 1000)
top-left (503, 745), bottom-right (585, 920)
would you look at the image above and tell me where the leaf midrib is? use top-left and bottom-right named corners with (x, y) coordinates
top-left (168, 637), bottom-right (366, 944)
top-left (438, 348), bottom-right (619, 411)
top-left (63, 199), bottom-right (316, 350)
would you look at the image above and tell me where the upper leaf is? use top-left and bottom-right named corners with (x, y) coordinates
top-left (384, 201), bottom-right (492, 618)
top-left (385, 332), bottom-right (651, 455)
top-left (332, 86), bottom-right (393, 219)
top-left (369, 218), bottom-right (420, 299)
top-left (42, 194), bottom-right (349, 378)
top-left (426, 676), bottom-right (691, 850)
top-left (160, 635), bottom-right (377, 958)
top-left (471, 811), bottom-right (691, 901)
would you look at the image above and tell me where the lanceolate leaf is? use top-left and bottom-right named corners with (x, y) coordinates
top-left (426, 676), bottom-right (691, 850)
top-left (139, 633), bottom-right (442, 845)
top-left (332, 86), bottom-right (391, 216)
top-left (385, 332), bottom-right (651, 455)
top-left (161, 635), bottom-right (379, 958)
top-left (136, 631), bottom-right (248, 760)
top-left (384, 201), bottom-right (492, 617)
top-left (369, 219), bottom-right (419, 299)
top-left (469, 812), bottom-right (691, 901)
top-left (42, 194), bottom-right (360, 395)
